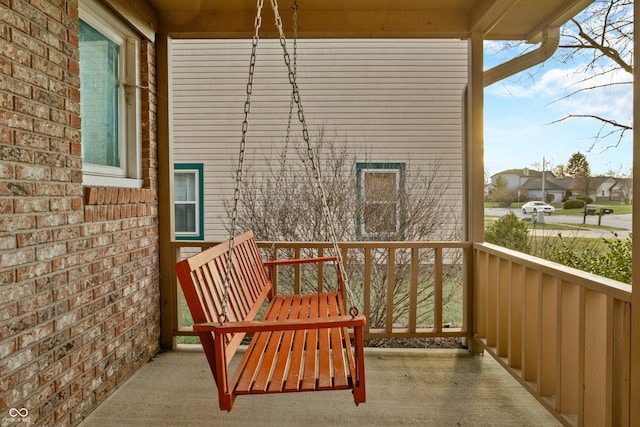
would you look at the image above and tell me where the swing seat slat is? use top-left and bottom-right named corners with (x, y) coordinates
top-left (175, 230), bottom-right (366, 411)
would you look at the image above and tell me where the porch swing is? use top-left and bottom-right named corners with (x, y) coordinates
top-left (174, 0), bottom-right (367, 412)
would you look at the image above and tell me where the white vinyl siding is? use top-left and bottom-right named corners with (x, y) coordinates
top-left (171, 39), bottom-right (467, 240)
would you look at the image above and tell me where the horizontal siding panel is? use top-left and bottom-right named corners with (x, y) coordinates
top-left (172, 39), bottom-right (467, 240)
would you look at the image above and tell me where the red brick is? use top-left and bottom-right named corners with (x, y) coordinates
top-left (96, 188), bottom-right (105, 204)
top-left (0, 234), bottom-right (15, 250)
top-left (68, 58), bottom-right (79, 75)
top-left (0, 198), bottom-right (13, 214)
top-left (0, 126), bottom-right (13, 145)
top-left (34, 118), bottom-right (65, 138)
top-left (16, 164), bottom-right (51, 181)
top-left (0, 110), bottom-right (33, 130)
top-left (14, 129), bottom-right (49, 150)
top-left (0, 6), bottom-right (30, 32)
top-left (14, 198), bottom-right (49, 213)
top-left (0, 38), bottom-right (31, 66)
top-left (16, 230), bottom-right (51, 247)
top-left (84, 187), bottom-right (98, 205)
top-left (12, 62), bottom-right (48, 89)
top-left (36, 182), bottom-right (65, 196)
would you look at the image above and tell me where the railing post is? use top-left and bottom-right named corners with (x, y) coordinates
top-left (467, 245), bottom-right (484, 353)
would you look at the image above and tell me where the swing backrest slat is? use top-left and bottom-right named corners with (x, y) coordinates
top-left (176, 230), bottom-right (272, 359)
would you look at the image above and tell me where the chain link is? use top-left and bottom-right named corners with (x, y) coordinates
top-left (269, 0), bottom-right (355, 309)
top-left (282, 1), bottom-right (298, 167)
top-left (221, 0), bottom-right (264, 323)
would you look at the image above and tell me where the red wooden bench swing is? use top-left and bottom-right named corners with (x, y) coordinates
top-left (175, 0), bottom-right (366, 412)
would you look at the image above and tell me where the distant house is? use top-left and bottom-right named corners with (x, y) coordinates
top-left (521, 178), bottom-right (565, 202)
top-left (591, 177), bottom-right (618, 201)
top-left (490, 168), bottom-right (546, 188)
top-left (610, 178), bottom-right (633, 203)
top-left (489, 168), bottom-right (558, 202)
top-left (553, 176), bottom-right (632, 202)
top-left (491, 170), bottom-right (633, 204)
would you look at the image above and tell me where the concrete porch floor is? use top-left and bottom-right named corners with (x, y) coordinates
top-left (80, 346), bottom-right (562, 427)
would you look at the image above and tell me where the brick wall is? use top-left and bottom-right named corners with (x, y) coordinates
top-left (0, 2), bottom-right (160, 426)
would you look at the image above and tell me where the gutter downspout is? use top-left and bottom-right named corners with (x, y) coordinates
top-left (483, 27), bottom-right (560, 87)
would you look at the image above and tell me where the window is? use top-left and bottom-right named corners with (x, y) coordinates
top-left (356, 163), bottom-right (405, 239)
top-left (174, 164), bottom-right (204, 240)
top-left (79, 0), bottom-right (141, 187)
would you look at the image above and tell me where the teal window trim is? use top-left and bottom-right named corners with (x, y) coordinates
top-left (174, 163), bottom-right (204, 240)
top-left (356, 162), bottom-right (406, 240)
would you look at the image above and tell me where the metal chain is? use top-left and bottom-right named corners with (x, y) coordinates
top-left (282, 1), bottom-right (298, 166)
top-left (221, 0), bottom-right (264, 323)
top-left (269, 0), bottom-right (356, 311)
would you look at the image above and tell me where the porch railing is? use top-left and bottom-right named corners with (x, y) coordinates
top-left (170, 240), bottom-right (473, 341)
top-left (473, 242), bottom-right (632, 427)
top-left (169, 240), bottom-right (633, 427)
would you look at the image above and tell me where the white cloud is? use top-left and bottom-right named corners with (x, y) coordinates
top-left (487, 66), bottom-right (632, 124)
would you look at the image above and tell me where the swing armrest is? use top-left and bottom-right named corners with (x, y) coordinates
top-left (263, 255), bottom-right (340, 267)
top-left (193, 314), bottom-right (365, 335)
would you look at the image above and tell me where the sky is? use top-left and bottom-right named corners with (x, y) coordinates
top-left (483, 42), bottom-right (633, 178)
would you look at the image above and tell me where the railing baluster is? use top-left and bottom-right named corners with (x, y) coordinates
top-left (434, 247), bottom-right (443, 333)
top-left (522, 268), bottom-right (539, 383)
top-left (509, 264), bottom-right (524, 370)
top-left (386, 247), bottom-right (395, 334)
top-left (611, 298), bottom-right (631, 427)
top-left (294, 247), bottom-right (301, 294)
top-left (409, 247), bottom-right (418, 333)
top-left (364, 247), bottom-right (371, 335)
top-left (497, 257), bottom-right (509, 357)
top-left (317, 246), bottom-right (324, 293)
top-left (538, 274), bottom-right (558, 398)
top-left (583, 289), bottom-right (608, 426)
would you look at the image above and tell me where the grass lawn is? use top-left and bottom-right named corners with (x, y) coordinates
top-left (556, 203), bottom-right (633, 216)
top-left (484, 217), bottom-right (625, 233)
top-left (490, 201), bottom-right (633, 215)
top-left (178, 296), bottom-right (200, 344)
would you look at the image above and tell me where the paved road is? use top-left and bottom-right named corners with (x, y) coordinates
top-left (485, 208), bottom-right (632, 239)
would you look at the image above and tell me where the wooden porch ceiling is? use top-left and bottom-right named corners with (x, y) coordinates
top-left (144, 0), bottom-right (594, 40)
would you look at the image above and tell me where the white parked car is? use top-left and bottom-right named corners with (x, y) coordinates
top-left (522, 201), bottom-right (555, 215)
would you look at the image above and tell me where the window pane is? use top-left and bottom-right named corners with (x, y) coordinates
top-left (175, 172), bottom-right (196, 201)
top-left (364, 203), bottom-right (397, 234)
top-left (79, 20), bottom-right (120, 167)
top-left (175, 204), bottom-right (196, 233)
top-left (365, 172), bottom-right (396, 201)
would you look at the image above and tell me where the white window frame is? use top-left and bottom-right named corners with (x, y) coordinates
top-left (357, 163), bottom-right (405, 239)
top-left (174, 165), bottom-right (204, 240)
top-left (79, 0), bottom-right (142, 188)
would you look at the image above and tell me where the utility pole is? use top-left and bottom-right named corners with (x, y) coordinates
top-left (542, 156), bottom-right (545, 202)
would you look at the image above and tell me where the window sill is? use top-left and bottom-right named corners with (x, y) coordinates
top-left (83, 174), bottom-right (143, 189)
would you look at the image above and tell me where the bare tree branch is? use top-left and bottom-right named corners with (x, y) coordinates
top-left (548, 114), bottom-right (630, 152)
top-left (549, 114), bottom-right (632, 131)
top-left (570, 18), bottom-right (633, 74)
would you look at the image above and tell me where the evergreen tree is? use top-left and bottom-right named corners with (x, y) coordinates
top-left (565, 152), bottom-right (592, 197)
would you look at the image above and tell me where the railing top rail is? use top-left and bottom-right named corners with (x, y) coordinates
top-left (474, 242), bottom-right (632, 302)
top-left (172, 240), bottom-right (472, 250)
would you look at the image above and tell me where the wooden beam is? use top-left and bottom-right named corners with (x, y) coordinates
top-left (465, 32), bottom-right (485, 354)
top-left (469, 0), bottom-right (518, 34)
top-left (157, 8), bottom-right (469, 39)
top-left (156, 34), bottom-right (176, 349)
top-left (630, 1), bottom-right (640, 422)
